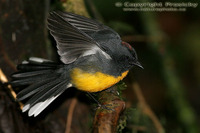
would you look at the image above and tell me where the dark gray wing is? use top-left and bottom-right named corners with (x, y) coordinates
top-left (47, 11), bottom-right (107, 64)
top-left (54, 11), bottom-right (105, 33)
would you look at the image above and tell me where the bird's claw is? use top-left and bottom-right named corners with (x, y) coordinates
top-left (97, 103), bottom-right (115, 111)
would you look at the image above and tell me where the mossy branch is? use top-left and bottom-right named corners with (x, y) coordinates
top-left (92, 85), bottom-right (126, 133)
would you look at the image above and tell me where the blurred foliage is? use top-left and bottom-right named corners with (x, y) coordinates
top-left (120, 107), bottom-right (158, 133)
top-left (180, 24), bottom-right (200, 81)
top-left (107, 21), bottom-right (135, 35)
top-left (62, 0), bottom-right (90, 17)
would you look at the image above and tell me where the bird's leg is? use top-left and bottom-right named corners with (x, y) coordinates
top-left (87, 92), bottom-right (114, 111)
top-left (105, 88), bottom-right (120, 96)
top-left (87, 92), bottom-right (101, 107)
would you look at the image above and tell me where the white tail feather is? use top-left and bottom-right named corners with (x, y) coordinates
top-left (29, 57), bottom-right (52, 63)
top-left (28, 95), bottom-right (59, 117)
top-left (26, 83), bottom-right (72, 117)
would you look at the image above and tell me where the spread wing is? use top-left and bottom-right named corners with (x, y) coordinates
top-left (55, 11), bottom-right (105, 33)
top-left (47, 11), bottom-right (110, 64)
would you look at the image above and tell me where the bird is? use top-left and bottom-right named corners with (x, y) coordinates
top-left (10, 11), bottom-right (143, 117)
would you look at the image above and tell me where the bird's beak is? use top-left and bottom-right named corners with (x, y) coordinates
top-left (133, 61), bottom-right (144, 69)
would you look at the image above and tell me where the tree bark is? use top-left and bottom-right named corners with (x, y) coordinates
top-left (92, 86), bottom-right (126, 133)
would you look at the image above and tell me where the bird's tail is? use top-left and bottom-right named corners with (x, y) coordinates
top-left (11, 57), bottom-right (72, 117)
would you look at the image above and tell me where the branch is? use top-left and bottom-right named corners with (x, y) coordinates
top-left (0, 68), bottom-right (23, 110)
top-left (65, 98), bottom-right (78, 133)
top-left (92, 85), bottom-right (126, 133)
top-left (133, 82), bottom-right (165, 133)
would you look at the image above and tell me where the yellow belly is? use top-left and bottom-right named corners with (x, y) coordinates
top-left (70, 68), bottom-right (129, 92)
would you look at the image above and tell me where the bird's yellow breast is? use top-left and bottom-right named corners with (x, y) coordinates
top-left (70, 68), bottom-right (129, 92)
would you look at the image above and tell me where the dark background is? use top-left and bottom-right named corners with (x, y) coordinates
top-left (0, 0), bottom-right (200, 133)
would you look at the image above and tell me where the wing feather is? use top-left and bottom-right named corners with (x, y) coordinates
top-left (47, 11), bottom-right (103, 64)
top-left (55, 11), bottom-right (104, 32)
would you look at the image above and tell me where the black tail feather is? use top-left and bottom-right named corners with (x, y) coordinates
top-left (10, 57), bottom-right (71, 116)
top-left (17, 64), bottom-right (56, 71)
top-left (16, 77), bottom-right (56, 101)
top-left (10, 58), bottom-right (60, 87)
top-left (24, 80), bottom-right (67, 107)
top-left (11, 73), bottom-right (58, 86)
top-left (12, 69), bottom-right (53, 78)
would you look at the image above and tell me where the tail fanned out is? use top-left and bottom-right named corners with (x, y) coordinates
top-left (11, 57), bottom-right (71, 117)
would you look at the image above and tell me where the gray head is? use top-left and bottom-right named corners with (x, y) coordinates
top-left (116, 41), bottom-right (143, 71)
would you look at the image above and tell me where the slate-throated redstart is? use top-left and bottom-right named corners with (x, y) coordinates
top-left (11, 11), bottom-right (143, 117)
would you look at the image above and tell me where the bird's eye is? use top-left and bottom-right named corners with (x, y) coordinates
top-left (125, 56), bottom-right (130, 60)
top-left (122, 55), bottom-right (129, 59)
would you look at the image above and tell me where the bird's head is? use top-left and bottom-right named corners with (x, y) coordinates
top-left (118, 41), bottom-right (143, 70)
